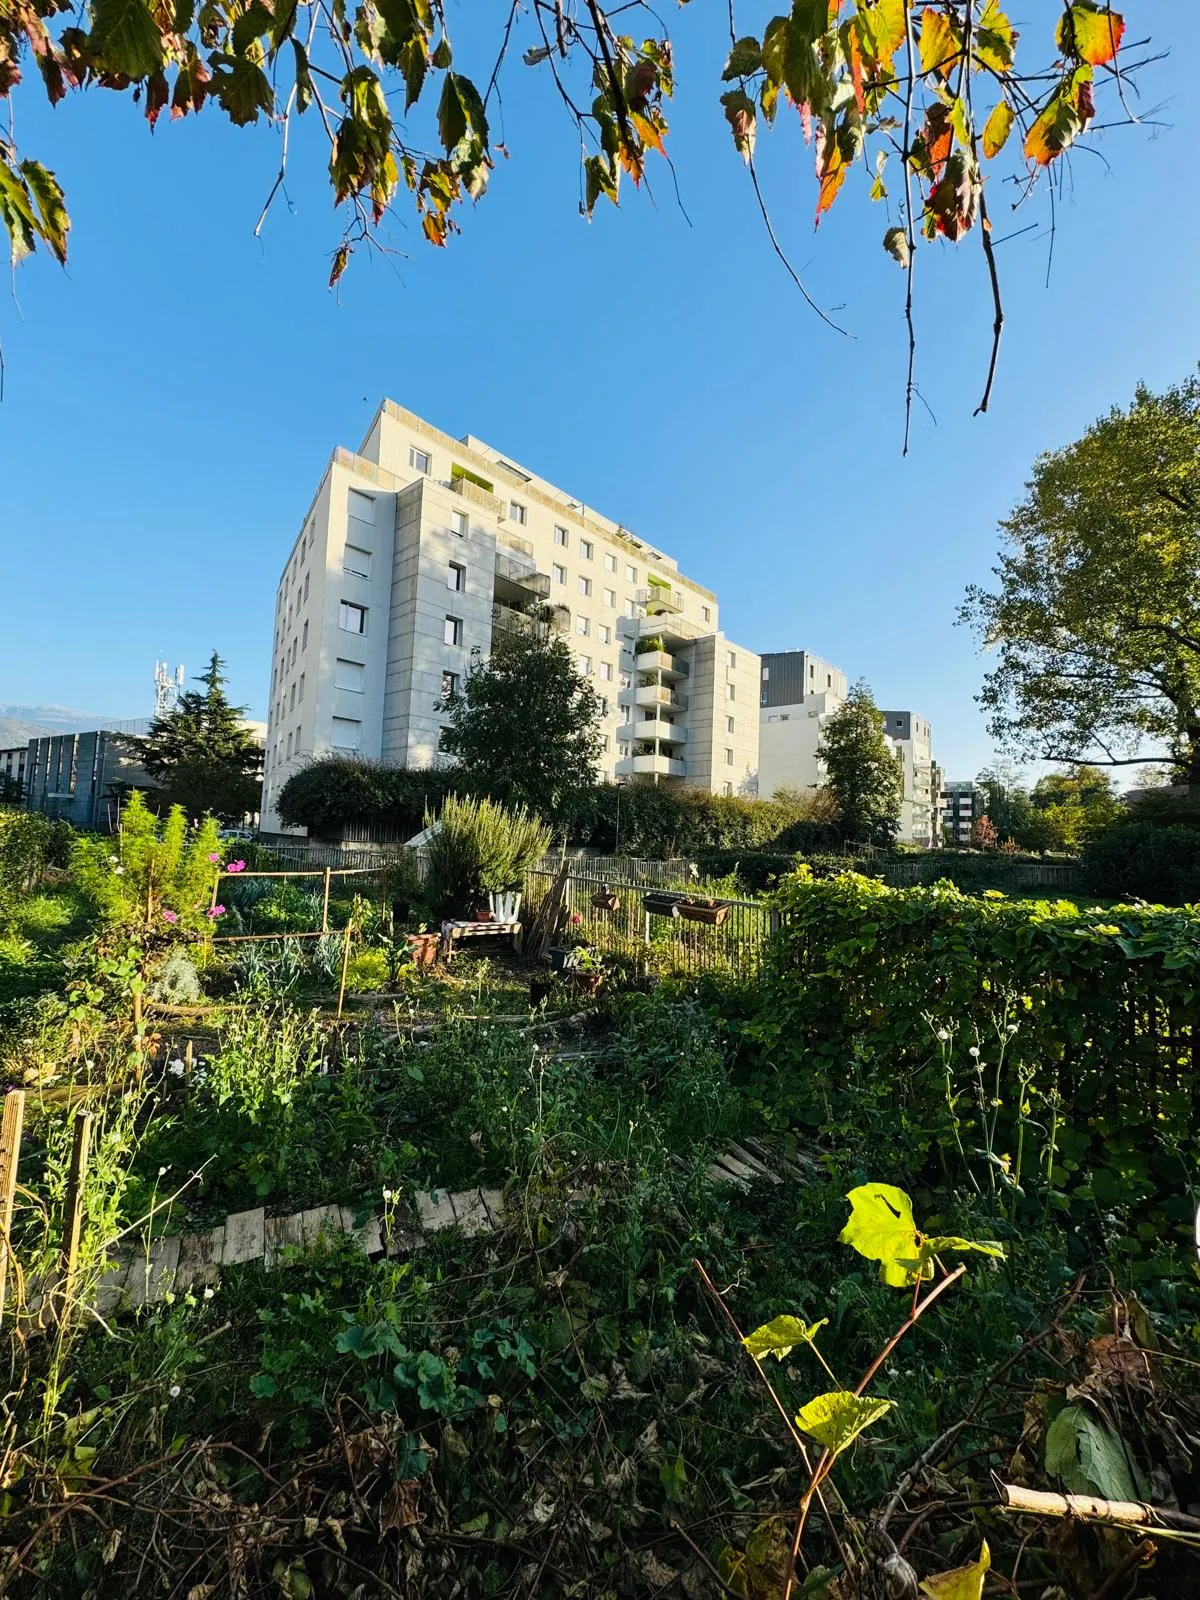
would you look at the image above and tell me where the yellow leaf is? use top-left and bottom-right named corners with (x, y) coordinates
top-left (854, 0), bottom-right (907, 70)
top-left (982, 100), bottom-right (1015, 158)
top-left (1057, 4), bottom-right (1124, 66)
top-left (795, 1390), bottom-right (896, 1458)
top-left (839, 1182), bottom-right (921, 1285)
top-left (1024, 92), bottom-right (1080, 165)
top-left (975, 0), bottom-right (1016, 72)
top-left (920, 1539), bottom-right (991, 1599)
top-left (918, 8), bottom-right (958, 79)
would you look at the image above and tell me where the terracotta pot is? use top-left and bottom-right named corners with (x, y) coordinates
top-left (571, 970), bottom-right (604, 996)
top-left (676, 902), bottom-right (730, 926)
top-left (405, 932), bottom-right (440, 968)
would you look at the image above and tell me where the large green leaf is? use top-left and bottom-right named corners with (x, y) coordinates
top-left (743, 1315), bottom-right (828, 1362)
top-left (87, 0), bottom-right (164, 79)
top-left (919, 1540), bottom-right (990, 1599)
top-left (794, 1390), bottom-right (895, 1458)
top-left (0, 160), bottom-right (38, 265)
top-left (207, 54), bottom-right (274, 124)
top-left (1045, 1404), bottom-right (1146, 1501)
top-left (20, 161), bottom-right (70, 263)
top-left (839, 1182), bottom-right (919, 1285)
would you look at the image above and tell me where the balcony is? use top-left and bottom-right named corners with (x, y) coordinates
top-left (622, 613), bottom-right (708, 650)
top-left (637, 583), bottom-right (684, 615)
top-left (632, 648), bottom-right (688, 681)
top-left (449, 474), bottom-right (504, 517)
top-left (615, 752), bottom-right (687, 779)
top-left (494, 547), bottom-right (551, 604)
top-left (492, 601), bottom-right (570, 636)
top-left (634, 684), bottom-right (688, 712)
top-left (617, 720), bottom-right (688, 745)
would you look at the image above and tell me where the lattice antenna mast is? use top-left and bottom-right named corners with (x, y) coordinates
top-left (154, 659), bottom-right (185, 720)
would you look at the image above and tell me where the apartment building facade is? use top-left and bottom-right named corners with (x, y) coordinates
top-left (261, 402), bottom-right (748, 831)
top-left (757, 651), bottom-right (849, 800)
top-left (881, 709), bottom-right (939, 848)
top-left (941, 778), bottom-right (979, 845)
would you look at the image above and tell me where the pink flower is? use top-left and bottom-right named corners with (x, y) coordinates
top-left (571, 913), bottom-right (582, 925)
top-left (208, 852), bottom-right (221, 864)
top-left (227, 860), bottom-right (246, 873)
top-left (163, 910), bottom-right (178, 925)
top-left (207, 905), bottom-right (225, 919)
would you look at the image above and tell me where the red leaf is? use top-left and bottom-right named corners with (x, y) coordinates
top-left (924, 101), bottom-right (952, 183)
top-left (814, 122), bottom-right (847, 222)
top-left (145, 67), bottom-right (168, 127)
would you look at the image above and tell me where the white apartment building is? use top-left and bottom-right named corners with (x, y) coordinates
top-left (261, 401), bottom-right (753, 831)
top-left (881, 709), bottom-right (939, 848)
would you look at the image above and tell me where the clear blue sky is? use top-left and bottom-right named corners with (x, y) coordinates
top-left (1, 2), bottom-right (1195, 781)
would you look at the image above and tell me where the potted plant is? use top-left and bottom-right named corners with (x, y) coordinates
top-left (643, 890), bottom-right (681, 918)
top-left (675, 895), bottom-right (731, 926)
top-left (404, 929), bottom-right (440, 969)
top-left (590, 883), bottom-right (621, 912)
top-left (567, 945), bottom-right (605, 996)
top-left (489, 889), bottom-right (523, 921)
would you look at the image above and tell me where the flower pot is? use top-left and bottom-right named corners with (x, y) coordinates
top-left (591, 892), bottom-right (621, 912)
top-left (643, 893), bottom-right (681, 918)
top-left (571, 970), bottom-right (604, 997)
top-left (489, 890), bottom-right (523, 922)
top-left (471, 906), bottom-right (494, 923)
top-left (676, 901), bottom-right (730, 926)
top-left (405, 931), bottom-right (440, 969)
top-left (548, 945), bottom-right (575, 973)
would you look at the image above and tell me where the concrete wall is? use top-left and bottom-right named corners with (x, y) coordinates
top-left (686, 635), bottom-right (760, 796)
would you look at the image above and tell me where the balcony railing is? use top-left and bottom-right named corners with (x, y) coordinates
top-left (617, 720), bottom-right (688, 745)
top-left (494, 547), bottom-right (551, 600)
top-left (615, 752), bottom-right (687, 779)
top-left (634, 684), bottom-right (688, 711)
top-left (637, 584), bottom-right (685, 615)
top-left (492, 601), bottom-right (570, 636)
top-left (449, 475), bottom-right (504, 516)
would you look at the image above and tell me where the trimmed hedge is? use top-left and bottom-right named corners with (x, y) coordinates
top-left (276, 758), bottom-right (841, 857)
top-left (751, 870), bottom-right (1200, 1275)
top-left (1083, 821), bottom-right (1200, 904)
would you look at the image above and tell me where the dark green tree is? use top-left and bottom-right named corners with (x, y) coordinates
top-left (818, 681), bottom-right (903, 846)
top-left (439, 621), bottom-right (602, 824)
top-left (129, 652), bottom-right (262, 822)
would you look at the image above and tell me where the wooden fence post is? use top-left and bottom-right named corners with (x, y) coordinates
top-left (321, 866), bottom-right (332, 934)
top-left (337, 920), bottom-right (354, 1021)
top-left (58, 1109), bottom-right (94, 1327)
top-left (0, 1089), bottom-right (26, 1325)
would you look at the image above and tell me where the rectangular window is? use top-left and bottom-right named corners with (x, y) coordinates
top-left (728, 650), bottom-right (737, 669)
top-left (444, 615), bottom-right (463, 647)
top-left (576, 615), bottom-right (590, 637)
top-left (339, 601), bottom-right (367, 634)
top-left (625, 563), bottom-right (637, 583)
top-left (298, 672), bottom-right (305, 702)
top-left (301, 619), bottom-right (308, 649)
top-left (335, 658), bottom-right (365, 692)
top-left (290, 638), bottom-right (298, 666)
top-left (510, 501), bottom-right (528, 525)
top-left (726, 716), bottom-right (735, 734)
top-left (577, 654), bottom-right (592, 675)
top-left (289, 682), bottom-right (296, 710)
top-left (599, 624), bottom-right (611, 645)
top-left (702, 605), bottom-right (711, 623)
top-left (303, 572), bottom-right (310, 601)
top-left (344, 544), bottom-right (371, 578)
top-left (578, 576), bottom-right (591, 597)
top-left (725, 748), bottom-right (734, 765)
top-left (600, 663), bottom-right (613, 684)
top-left (286, 730), bottom-right (293, 757)
top-left (332, 717), bottom-right (362, 750)
top-left (599, 696), bottom-right (609, 717)
top-left (452, 509), bottom-right (468, 538)
top-left (554, 525), bottom-right (568, 546)
top-left (603, 552), bottom-right (617, 572)
top-left (603, 588), bottom-right (616, 609)
top-left (553, 563), bottom-right (566, 585)
top-left (726, 683), bottom-right (736, 701)
top-left (409, 445), bottom-right (431, 474)
top-left (348, 488), bottom-right (375, 523)
top-left (442, 670), bottom-right (460, 700)
top-left (619, 743), bottom-right (630, 759)
top-left (580, 538), bottom-right (593, 561)
top-left (620, 673), bottom-right (631, 690)
top-left (762, 666), bottom-right (770, 679)
top-left (437, 725), bottom-right (452, 753)
top-left (448, 561), bottom-right (466, 592)
top-left (723, 782), bottom-right (733, 797)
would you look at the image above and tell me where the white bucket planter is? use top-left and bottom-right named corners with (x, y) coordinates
top-left (488, 890), bottom-right (523, 922)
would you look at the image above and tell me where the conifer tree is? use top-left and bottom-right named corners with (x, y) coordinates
top-left (130, 652), bottom-right (262, 822)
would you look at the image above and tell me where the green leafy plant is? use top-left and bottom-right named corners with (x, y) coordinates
top-left (422, 794), bottom-right (549, 917)
top-left (71, 792), bottom-right (221, 930)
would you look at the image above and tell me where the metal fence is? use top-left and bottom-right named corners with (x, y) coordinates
top-left (533, 853), bottom-right (701, 888)
top-left (525, 865), bottom-right (774, 980)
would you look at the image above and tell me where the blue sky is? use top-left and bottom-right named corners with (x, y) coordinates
top-left (0, 2), bottom-right (1195, 781)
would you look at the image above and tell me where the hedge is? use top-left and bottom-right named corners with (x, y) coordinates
top-left (1083, 821), bottom-right (1200, 904)
top-left (276, 758), bottom-right (841, 857)
top-left (749, 870), bottom-right (1200, 1277)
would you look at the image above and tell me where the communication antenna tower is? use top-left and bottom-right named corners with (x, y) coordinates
top-left (154, 659), bottom-right (185, 720)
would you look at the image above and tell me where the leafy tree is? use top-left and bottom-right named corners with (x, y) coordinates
top-left (818, 681), bottom-right (903, 846)
top-left (1029, 765), bottom-right (1123, 850)
top-left (1, 2), bottom-right (1149, 427)
top-left (969, 814), bottom-right (997, 850)
top-left (964, 376), bottom-right (1200, 786)
top-left (439, 620), bottom-right (602, 825)
top-left (129, 652), bottom-right (262, 822)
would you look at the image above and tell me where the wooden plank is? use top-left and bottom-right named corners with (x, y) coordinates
top-left (125, 1235), bottom-right (181, 1308)
top-left (297, 1204), bottom-right (345, 1247)
top-left (175, 1225), bottom-right (225, 1290)
top-left (723, 1141), bottom-right (782, 1185)
top-left (449, 1190), bottom-right (493, 1238)
top-left (263, 1214), bottom-right (297, 1269)
top-left (0, 1089), bottom-right (26, 1325)
top-left (93, 1248), bottom-right (133, 1315)
top-left (221, 1207), bottom-right (265, 1265)
top-left (338, 1205), bottom-right (383, 1255)
top-left (478, 1189), bottom-right (505, 1230)
top-left (415, 1189), bottom-right (458, 1233)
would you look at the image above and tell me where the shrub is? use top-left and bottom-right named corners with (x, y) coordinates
top-left (71, 794), bottom-right (222, 929)
top-left (422, 795), bottom-right (551, 917)
top-left (1083, 820), bottom-right (1200, 903)
top-left (276, 759), bottom-right (460, 838)
top-left (0, 812), bottom-right (74, 926)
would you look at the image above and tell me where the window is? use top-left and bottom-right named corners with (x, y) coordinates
top-left (603, 588), bottom-right (616, 608)
top-left (600, 660), bottom-right (613, 681)
top-left (553, 563), bottom-right (566, 586)
top-left (437, 726), bottom-right (452, 753)
top-left (625, 563), bottom-right (637, 583)
top-left (348, 488), bottom-right (375, 523)
top-left (451, 509), bottom-right (469, 538)
top-left (599, 623), bottom-right (611, 645)
top-left (702, 605), bottom-right (711, 623)
top-left (409, 445), bottom-right (431, 474)
top-left (298, 672), bottom-right (305, 702)
top-left (448, 561), bottom-right (466, 592)
top-left (620, 672), bottom-right (631, 690)
top-left (603, 552), bottom-right (617, 572)
top-left (725, 748), bottom-right (735, 766)
top-left (339, 601), bottom-right (367, 634)
top-left (762, 666), bottom-right (770, 680)
top-left (289, 682), bottom-right (296, 710)
top-left (286, 731), bottom-right (293, 757)
top-left (510, 501), bottom-right (528, 525)
top-left (344, 544), bottom-right (371, 578)
top-left (726, 716), bottom-right (735, 734)
top-left (442, 670), bottom-right (460, 700)
top-left (303, 572), bottom-right (309, 601)
top-left (723, 782), bottom-right (733, 797)
top-left (619, 743), bottom-right (631, 759)
top-left (290, 638), bottom-right (298, 666)
top-left (580, 538), bottom-right (593, 561)
top-left (577, 654), bottom-right (592, 675)
top-left (726, 683), bottom-right (736, 701)
top-left (599, 696), bottom-right (609, 717)
top-left (331, 717), bottom-right (362, 751)
top-left (728, 650), bottom-right (737, 669)
top-left (301, 619), bottom-right (308, 649)
top-left (335, 658), bottom-right (365, 692)
top-left (576, 615), bottom-right (590, 637)
top-left (578, 576), bottom-right (591, 597)
top-left (827, 673), bottom-right (832, 687)
top-left (554, 525), bottom-right (568, 547)
top-left (444, 615), bottom-right (464, 646)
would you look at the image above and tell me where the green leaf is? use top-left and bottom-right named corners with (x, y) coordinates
top-left (1045, 1404), bottom-right (1145, 1501)
top-left (743, 1315), bottom-right (828, 1362)
top-left (87, 0), bottom-right (164, 78)
top-left (883, 224), bottom-right (910, 267)
top-left (660, 1452), bottom-right (689, 1504)
top-left (435, 71), bottom-right (484, 153)
top-left (839, 1182), bottom-right (919, 1286)
top-left (920, 1235), bottom-right (1004, 1263)
top-left (0, 160), bottom-right (39, 266)
top-left (20, 162), bottom-right (70, 264)
top-left (249, 1372), bottom-right (278, 1398)
top-left (583, 153), bottom-right (618, 214)
top-left (919, 1540), bottom-right (990, 1600)
top-left (981, 99), bottom-right (1014, 158)
top-left (722, 36), bottom-right (763, 80)
top-left (207, 54), bottom-right (275, 124)
top-left (292, 38), bottom-right (314, 112)
top-left (794, 1390), bottom-right (895, 1458)
top-left (720, 89), bottom-right (757, 164)
top-left (975, 0), bottom-right (1015, 72)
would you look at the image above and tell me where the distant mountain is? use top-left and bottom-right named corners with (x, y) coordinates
top-left (0, 705), bottom-right (127, 748)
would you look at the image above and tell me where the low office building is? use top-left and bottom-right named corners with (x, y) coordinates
top-left (21, 726), bottom-right (155, 831)
top-left (262, 401), bottom-right (755, 831)
top-left (0, 745), bottom-right (28, 801)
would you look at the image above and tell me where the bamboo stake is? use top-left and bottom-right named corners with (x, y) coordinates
top-left (322, 866), bottom-right (332, 933)
top-left (0, 1090), bottom-right (26, 1325)
top-left (999, 1482), bottom-right (1200, 1534)
top-left (337, 919), bottom-right (354, 1021)
top-left (58, 1110), bottom-right (94, 1327)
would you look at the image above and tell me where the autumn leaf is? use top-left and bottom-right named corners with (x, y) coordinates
top-left (975, 0), bottom-right (1016, 72)
top-left (87, 0), bottom-right (164, 80)
top-left (631, 109), bottom-right (667, 158)
top-left (21, 160), bottom-right (69, 263)
top-left (328, 241), bottom-right (350, 284)
top-left (854, 0), bottom-right (906, 71)
top-left (920, 1540), bottom-right (991, 1599)
top-left (207, 54), bottom-right (274, 124)
top-left (918, 8), bottom-right (958, 80)
top-left (883, 224), bottom-right (910, 266)
top-left (1057, 3), bottom-right (1125, 66)
top-left (720, 90), bottom-right (756, 163)
top-left (0, 158), bottom-right (39, 264)
top-left (814, 121), bottom-right (848, 222)
top-left (982, 99), bottom-right (1015, 158)
top-left (1024, 90), bottom-right (1080, 165)
top-left (722, 36), bottom-right (762, 79)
